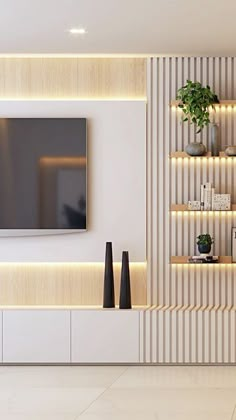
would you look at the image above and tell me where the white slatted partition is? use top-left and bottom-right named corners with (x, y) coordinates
top-left (145, 57), bottom-right (236, 364)
top-left (140, 306), bottom-right (236, 364)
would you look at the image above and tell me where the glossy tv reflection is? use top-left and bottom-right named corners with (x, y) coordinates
top-left (0, 118), bottom-right (87, 230)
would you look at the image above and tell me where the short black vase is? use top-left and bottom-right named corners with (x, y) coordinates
top-left (103, 242), bottom-right (115, 308)
top-left (119, 251), bottom-right (132, 309)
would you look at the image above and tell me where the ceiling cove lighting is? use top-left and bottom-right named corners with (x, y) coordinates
top-left (69, 28), bottom-right (87, 35)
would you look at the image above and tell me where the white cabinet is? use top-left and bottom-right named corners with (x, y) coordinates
top-left (71, 310), bottom-right (140, 363)
top-left (1, 309), bottom-right (142, 364)
top-left (3, 310), bottom-right (70, 363)
top-left (0, 312), bottom-right (2, 362)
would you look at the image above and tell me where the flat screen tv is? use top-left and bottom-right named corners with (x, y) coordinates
top-left (0, 118), bottom-right (87, 232)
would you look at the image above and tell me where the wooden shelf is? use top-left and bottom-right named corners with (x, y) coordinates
top-left (170, 151), bottom-right (212, 158)
top-left (171, 256), bottom-right (233, 264)
top-left (170, 204), bottom-right (236, 212)
top-left (170, 151), bottom-right (235, 159)
top-left (170, 100), bottom-right (236, 107)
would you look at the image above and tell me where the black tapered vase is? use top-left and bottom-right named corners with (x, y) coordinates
top-left (103, 242), bottom-right (115, 308)
top-left (119, 251), bottom-right (132, 309)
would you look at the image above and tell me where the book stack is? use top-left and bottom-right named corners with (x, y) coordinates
top-left (188, 256), bottom-right (219, 264)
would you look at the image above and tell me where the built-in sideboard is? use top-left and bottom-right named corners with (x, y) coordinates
top-left (0, 308), bottom-right (145, 364)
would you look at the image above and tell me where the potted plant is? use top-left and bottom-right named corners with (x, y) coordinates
top-left (177, 80), bottom-right (219, 156)
top-left (196, 234), bottom-right (214, 255)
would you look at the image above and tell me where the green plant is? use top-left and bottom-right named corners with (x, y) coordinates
top-left (196, 234), bottom-right (214, 246)
top-left (177, 80), bottom-right (219, 133)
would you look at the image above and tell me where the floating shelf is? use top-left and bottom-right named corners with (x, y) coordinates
top-left (170, 151), bottom-right (234, 159)
top-left (170, 100), bottom-right (236, 107)
top-left (171, 256), bottom-right (233, 264)
top-left (170, 204), bottom-right (236, 212)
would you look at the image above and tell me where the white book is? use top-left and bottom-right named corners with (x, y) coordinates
top-left (200, 184), bottom-right (204, 211)
top-left (192, 256), bottom-right (218, 259)
top-left (204, 183), bottom-right (212, 211)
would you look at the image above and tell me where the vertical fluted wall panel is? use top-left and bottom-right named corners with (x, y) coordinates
top-left (140, 306), bottom-right (236, 364)
top-left (145, 57), bottom-right (236, 364)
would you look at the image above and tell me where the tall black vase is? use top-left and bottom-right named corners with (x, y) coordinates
top-left (119, 251), bottom-right (132, 309)
top-left (103, 242), bottom-right (115, 308)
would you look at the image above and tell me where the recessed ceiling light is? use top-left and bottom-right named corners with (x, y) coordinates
top-left (69, 28), bottom-right (87, 35)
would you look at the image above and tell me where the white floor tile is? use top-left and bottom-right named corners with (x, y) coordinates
top-left (112, 366), bottom-right (236, 389)
top-left (83, 388), bottom-right (236, 414)
top-left (79, 412), bottom-right (232, 420)
top-left (0, 415), bottom-right (75, 420)
top-left (79, 413), bottom-right (159, 420)
top-left (0, 366), bottom-right (126, 388)
top-left (0, 366), bottom-right (234, 419)
top-left (231, 406), bottom-right (236, 420)
top-left (7, 388), bottom-right (104, 415)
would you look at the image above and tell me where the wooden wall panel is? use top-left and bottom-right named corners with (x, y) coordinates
top-left (140, 306), bottom-right (236, 364)
top-left (0, 263), bottom-right (146, 306)
top-left (0, 57), bottom-right (147, 307)
top-left (147, 57), bottom-right (236, 308)
top-left (0, 58), bottom-right (146, 99)
top-left (145, 56), bottom-right (236, 364)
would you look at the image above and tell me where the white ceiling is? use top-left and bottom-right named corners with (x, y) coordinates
top-left (0, 0), bottom-right (236, 55)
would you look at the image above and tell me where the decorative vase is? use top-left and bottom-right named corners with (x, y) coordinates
top-left (211, 123), bottom-right (219, 156)
top-left (119, 251), bottom-right (132, 309)
top-left (225, 146), bottom-right (236, 156)
top-left (103, 242), bottom-right (115, 308)
top-left (185, 142), bottom-right (206, 156)
top-left (198, 243), bottom-right (211, 254)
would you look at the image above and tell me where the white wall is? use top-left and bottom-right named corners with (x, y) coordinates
top-left (0, 100), bottom-right (146, 262)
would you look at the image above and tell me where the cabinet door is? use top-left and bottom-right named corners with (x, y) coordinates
top-left (0, 312), bottom-right (2, 363)
top-left (3, 310), bottom-right (70, 363)
top-left (71, 310), bottom-right (140, 363)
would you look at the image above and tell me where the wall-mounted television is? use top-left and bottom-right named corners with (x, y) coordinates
top-left (0, 118), bottom-right (87, 232)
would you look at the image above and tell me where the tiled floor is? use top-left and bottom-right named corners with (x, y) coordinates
top-left (0, 365), bottom-right (235, 419)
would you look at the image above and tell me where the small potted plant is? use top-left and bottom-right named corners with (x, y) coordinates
top-left (177, 80), bottom-right (219, 156)
top-left (197, 234), bottom-right (214, 255)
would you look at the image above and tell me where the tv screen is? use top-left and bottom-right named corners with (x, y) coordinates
top-left (0, 118), bottom-right (87, 230)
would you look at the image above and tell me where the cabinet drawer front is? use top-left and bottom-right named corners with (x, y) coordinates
top-left (3, 310), bottom-right (70, 363)
top-left (71, 310), bottom-right (140, 363)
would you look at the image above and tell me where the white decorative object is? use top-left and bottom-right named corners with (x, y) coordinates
top-left (187, 201), bottom-right (201, 210)
top-left (200, 184), bottom-right (204, 210)
top-left (211, 187), bottom-right (215, 210)
top-left (203, 182), bottom-right (212, 210)
top-left (200, 182), bottom-right (214, 211)
top-left (212, 194), bottom-right (231, 210)
top-left (225, 146), bottom-right (236, 156)
top-left (232, 228), bottom-right (236, 263)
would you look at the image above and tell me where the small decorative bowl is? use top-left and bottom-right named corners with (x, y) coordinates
top-left (225, 146), bottom-right (236, 156)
